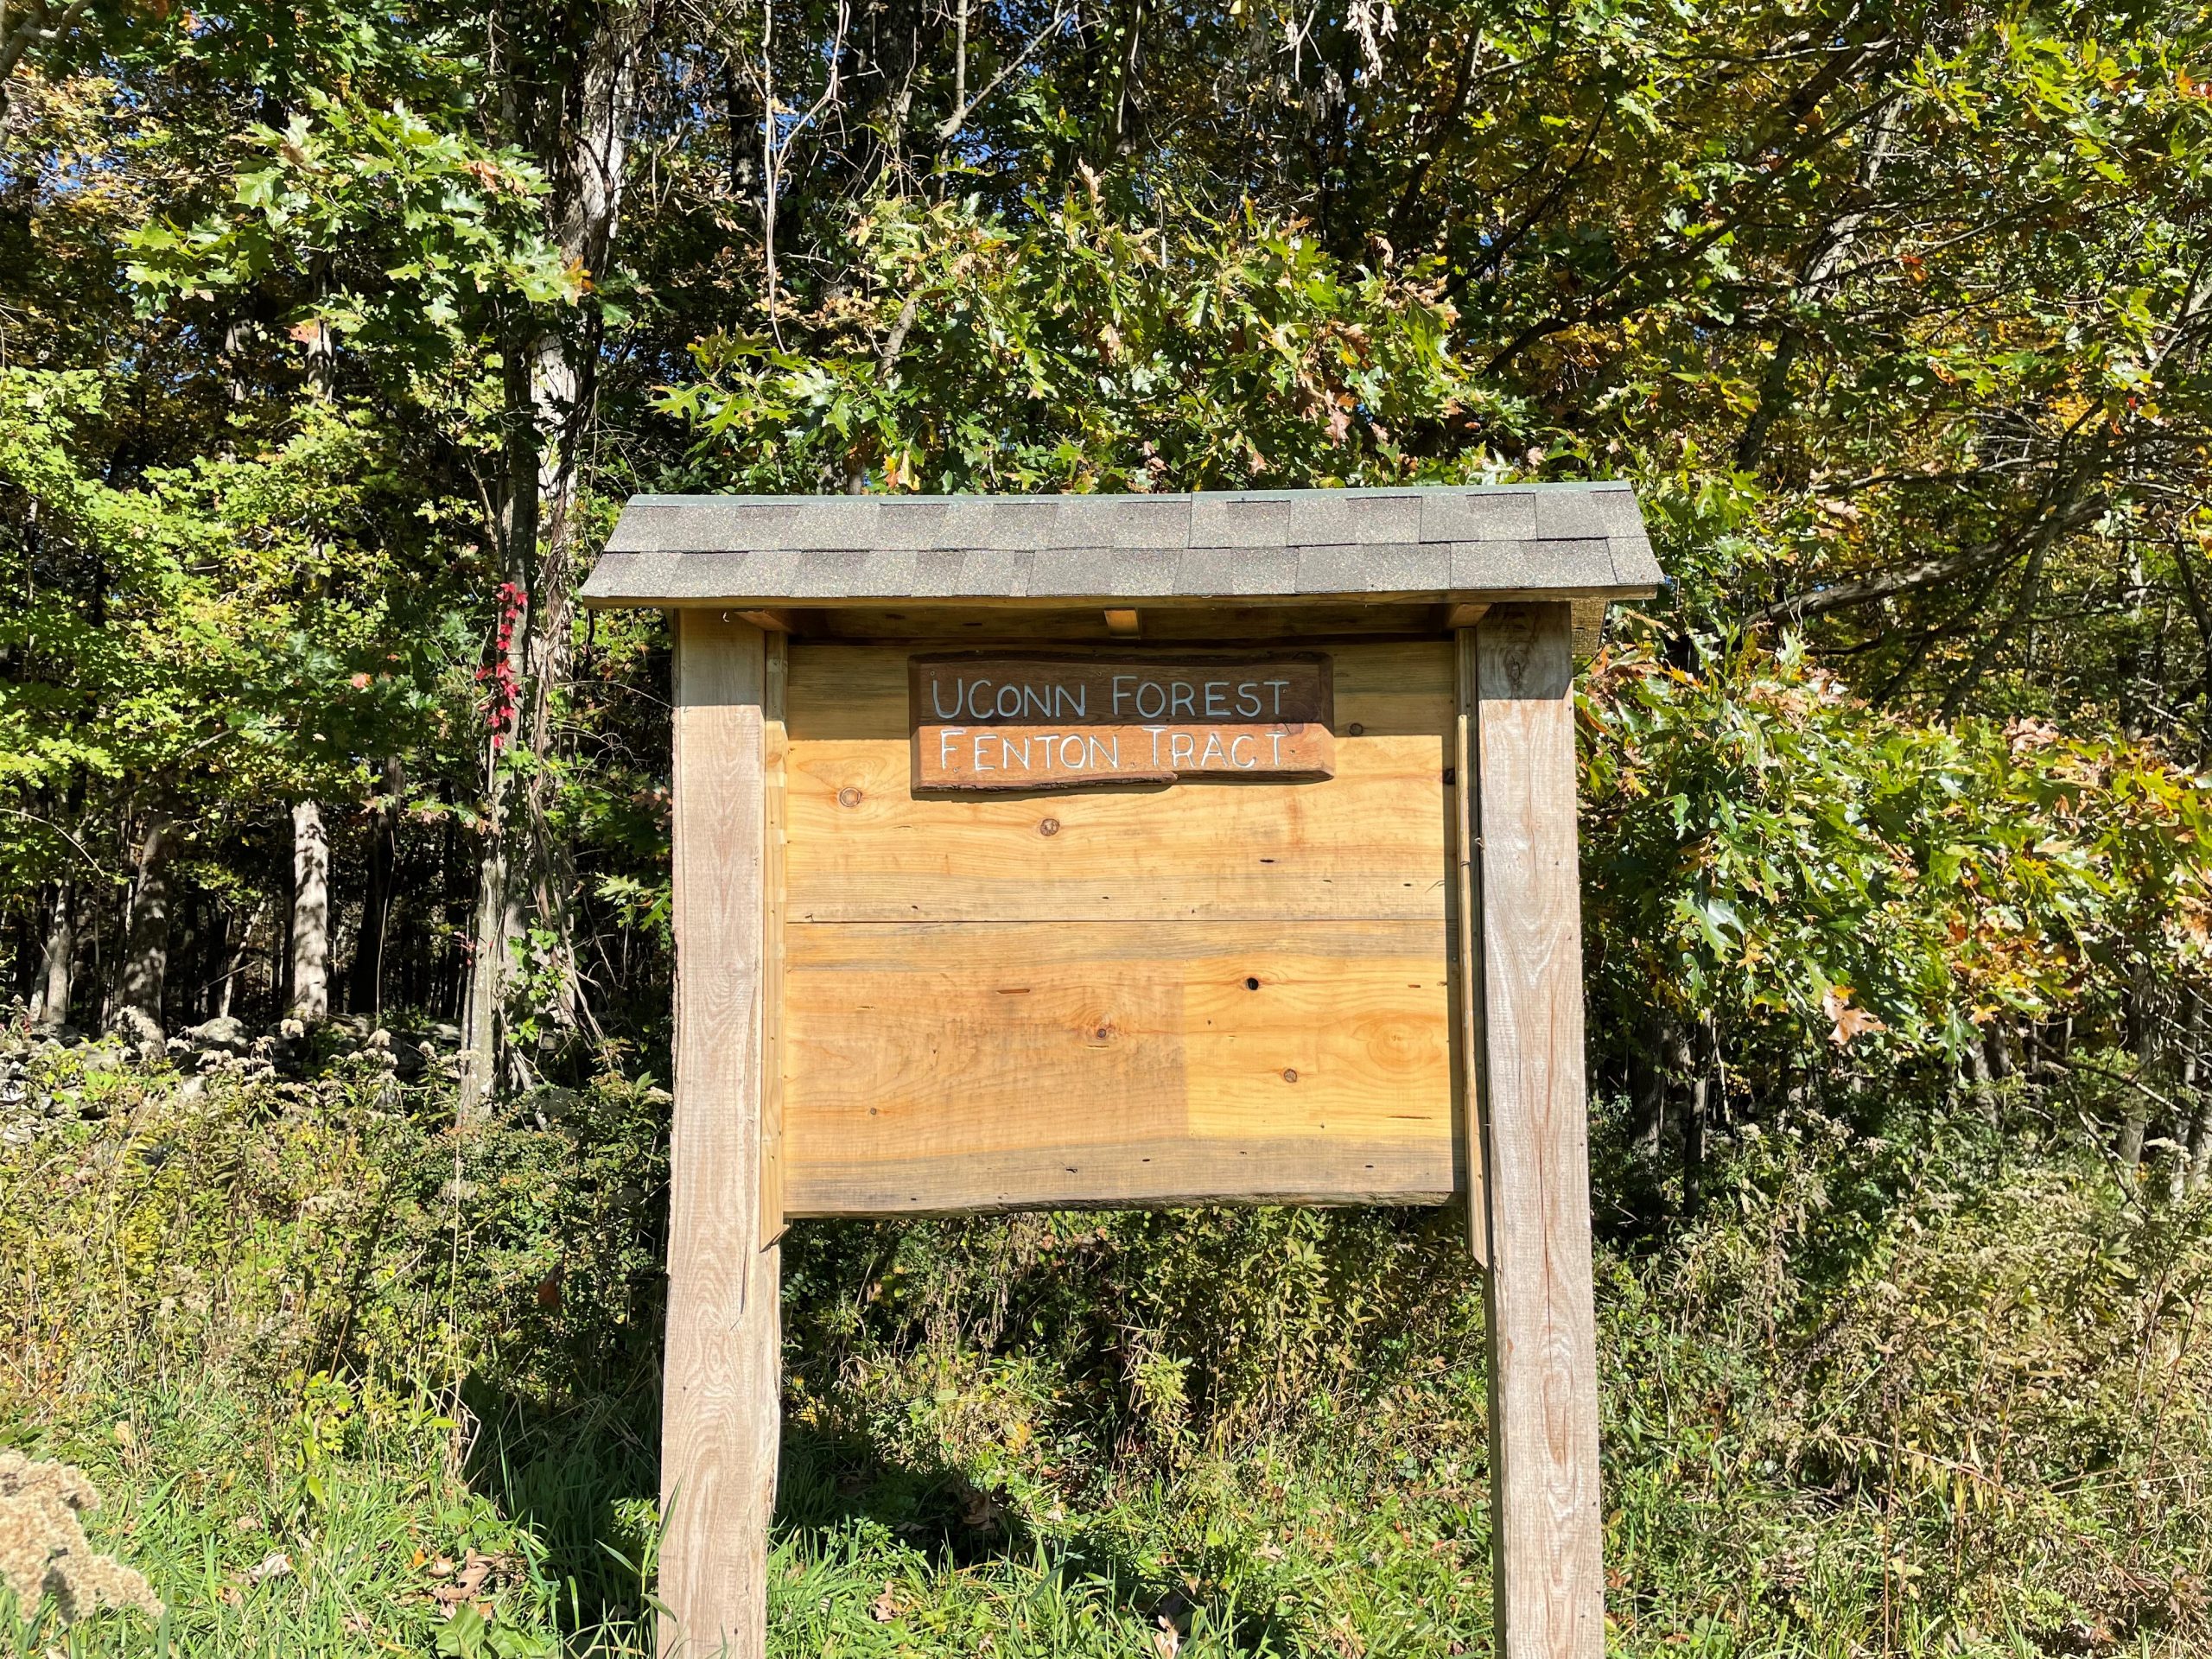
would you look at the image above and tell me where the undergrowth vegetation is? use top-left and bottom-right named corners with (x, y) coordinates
top-left (3, 1044), bottom-right (2208, 1657)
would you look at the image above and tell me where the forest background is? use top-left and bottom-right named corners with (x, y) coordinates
top-left (3, 0), bottom-right (2212, 1652)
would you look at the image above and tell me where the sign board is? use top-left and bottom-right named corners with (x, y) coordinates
top-left (591, 482), bottom-right (1668, 1659)
top-left (911, 653), bottom-right (1333, 790)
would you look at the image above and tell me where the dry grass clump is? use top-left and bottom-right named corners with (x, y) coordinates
top-left (0, 1451), bottom-right (163, 1626)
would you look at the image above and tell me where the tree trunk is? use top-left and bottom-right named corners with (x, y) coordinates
top-left (1630, 1007), bottom-right (1667, 1160)
top-left (2183, 988), bottom-right (2211, 1195)
top-left (1665, 1021), bottom-right (1705, 1213)
top-left (2117, 955), bottom-right (2166, 1178)
top-left (110, 817), bottom-right (178, 1052)
top-left (29, 880), bottom-right (73, 1027)
top-left (459, 836), bottom-right (515, 1124)
top-left (215, 902), bottom-right (257, 1020)
top-left (1966, 1034), bottom-right (1997, 1128)
top-left (2115, 1110), bottom-right (2150, 1173)
top-left (460, 0), bottom-right (648, 1117)
top-left (353, 758), bottom-right (403, 1018)
top-left (288, 799), bottom-right (330, 1024)
top-left (1986, 1023), bottom-right (2014, 1081)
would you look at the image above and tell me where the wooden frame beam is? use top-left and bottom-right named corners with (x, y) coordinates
top-left (1468, 602), bottom-right (1605, 1658)
top-left (1452, 632), bottom-right (1491, 1268)
top-left (661, 612), bottom-right (782, 1659)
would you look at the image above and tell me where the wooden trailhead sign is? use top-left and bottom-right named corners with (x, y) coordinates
top-left (912, 653), bottom-right (1334, 788)
top-left (581, 484), bottom-right (1662, 1659)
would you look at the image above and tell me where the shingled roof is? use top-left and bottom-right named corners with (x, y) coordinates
top-left (580, 483), bottom-right (1662, 607)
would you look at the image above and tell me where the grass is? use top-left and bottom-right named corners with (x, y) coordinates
top-left (3, 1041), bottom-right (2210, 1656)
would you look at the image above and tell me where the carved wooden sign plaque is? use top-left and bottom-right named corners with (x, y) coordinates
top-left (910, 653), bottom-right (1334, 791)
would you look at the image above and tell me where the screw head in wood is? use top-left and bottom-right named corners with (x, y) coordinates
top-left (836, 786), bottom-right (863, 808)
top-left (1282, 1068), bottom-right (1299, 1083)
top-left (1039, 817), bottom-right (1061, 836)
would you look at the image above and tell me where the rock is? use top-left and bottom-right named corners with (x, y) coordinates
top-left (328, 1014), bottom-right (369, 1039)
top-left (31, 1021), bottom-right (83, 1046)
top-left (185, 1015), bottom-right (252, 1053)
top-left (428, 1023), bottom-right (463, 1049)
top-left (76, 1043), bottom-right (129, 1073)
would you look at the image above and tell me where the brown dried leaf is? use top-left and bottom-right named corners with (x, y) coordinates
top-left (1823, 985), bottom-right (1887, 1047)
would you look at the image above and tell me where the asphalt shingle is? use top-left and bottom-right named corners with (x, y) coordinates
top-left (578, 485), bottom-right (1661, 604)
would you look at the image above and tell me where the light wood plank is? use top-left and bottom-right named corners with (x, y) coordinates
top-left (1452, 629), bottom-right (1490, 1268)
top-left (760, 634), bottom-right (788, 1247)
top-left (782, 919), bottom-right (1457, 1214)
top-left (1472, 602), bottom-right (1605, 1659)
top-left (786, 641), bottom-right (1453, 922)
top-left (660, 612), bottom-right (779, 1659)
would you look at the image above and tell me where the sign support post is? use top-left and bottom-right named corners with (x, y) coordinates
top-left (661, 610), bottom-right (782, 1659)
top-left (1467, 602), bottom-right (1606, 1658)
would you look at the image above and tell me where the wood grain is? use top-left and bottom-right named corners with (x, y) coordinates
top-left (760, 633), bottom-right (788, 1248)
top-left (1452, 628), bottom-right (1490, 1268)
top-left (1471, 602), bottom-right (1605, 1659)
top-left (787, 641), bottom-right (1453, 922)
top-left (659, 611), bottom-right (780, 1659)
top-left (780, 919), bottom-right (1458, 1213)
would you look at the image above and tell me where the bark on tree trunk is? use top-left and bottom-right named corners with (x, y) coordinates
top-left (2114, 1110), bottom-right (2149, 1173)
top-left (1665, 1021), bottom-right (1705, 1213)
top-left (111, 817), bottom-right (178, 1052)
top-left (1967, 1035), bottom-right (1997, 1128)
top-left (460, 0), bottom-right (649, 1118)
top-left (2177, 1000), bottom-right (2212, 1194)
top-left (2117, 955), bottom-right (2164, 1175)
top-left (460, 836), bottom-right (516, 1125)
top-left (2171, 987), bottom-right (2209, 1196)
top-left (353, 758), bottom-right (403, 1017)
top-left (29, 880), bottom-right (73, 1027)
top-left (215, 902), bottom-right (257, 1020)
top-left (289, 799), bottom-right (331, 1024)
top-left (1986, 1023), bottom-right (2014, 1081)
top-left (1630, 1007), bottom-right (1667, 1160)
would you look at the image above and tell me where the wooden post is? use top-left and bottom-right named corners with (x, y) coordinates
top-left (661, 611), bottom-right (781, 1659)
top-left (1467, 602), bottom-right (1605, 1659)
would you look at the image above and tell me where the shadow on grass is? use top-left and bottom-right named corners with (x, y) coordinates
top-left (773, 1424), bottom-right (1302, 1654)
top-left (461, 1377), bottom-right (662, 1630)
top-left (462, 1387), bottom-right (1297, 1652)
